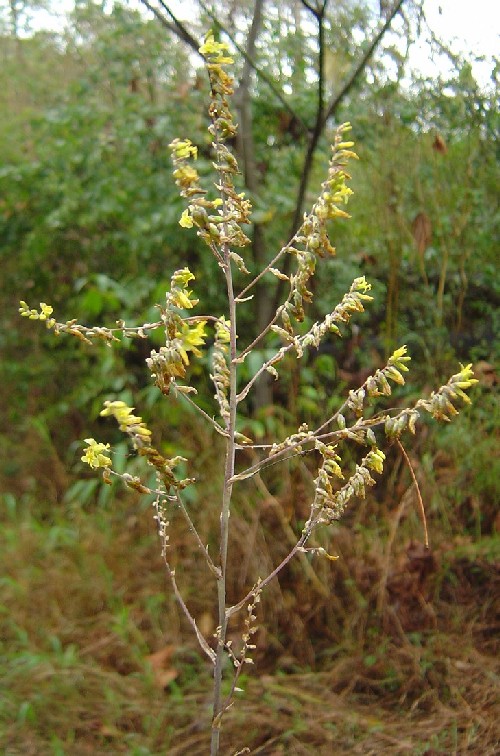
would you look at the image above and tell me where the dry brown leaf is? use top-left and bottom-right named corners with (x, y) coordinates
top-left (146, 645), bottom-right (179, 688)
top-left (433, 133), bottom-right (448, 154)
top-left (198, 610), bottom-right (214, 637)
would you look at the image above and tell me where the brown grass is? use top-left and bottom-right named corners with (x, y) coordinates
top-left (1, 464), bottom-right (498, 755)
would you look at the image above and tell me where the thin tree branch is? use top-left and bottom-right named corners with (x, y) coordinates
top-left (273, 0), bottom-right (407, 312)
top-left (233, 0), bottom-right (264, 190)
top-left (322, 0), bottom-right (406, 127)
top-left (140, 0), bottom-right (203, 58)
top-left (300, 0), bottom-right (320, 16)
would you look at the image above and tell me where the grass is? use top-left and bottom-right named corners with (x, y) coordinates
top-left (1, 463), bottom-right (498, 755)
top-left (1, 382), bottom-right (498, 753)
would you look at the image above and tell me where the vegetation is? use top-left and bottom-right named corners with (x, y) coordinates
top-left (1, 1), bottom-right (498, 754)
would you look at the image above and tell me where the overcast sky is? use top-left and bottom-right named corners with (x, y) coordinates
top-left (26, 0), bottom-right (499, 85)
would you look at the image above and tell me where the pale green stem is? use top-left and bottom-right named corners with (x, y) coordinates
top-left (211, 254), bottom-right (238, 756)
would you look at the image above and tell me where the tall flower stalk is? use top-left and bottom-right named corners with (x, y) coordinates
top-left (19, 34), bottom-right (477, 755)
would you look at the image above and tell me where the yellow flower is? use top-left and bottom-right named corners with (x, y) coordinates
top-left (178, 320), bottom-right (207, 359)
top-left (100, 401), bottom-right (152, 444)
top-left (81, 438), bottom-right (112, 469)
top-left (169, 138), bottom-right (197, 160)
top-left (171, 268), bottom-right (195, 288)
top-left (170, 268), bottom-right (199, 309)
top-left (173, 165), bottom-right (199, 186)
top-left (39, 302), bottom-right (54, 320)
top-left (199, 34), bottom-right (234, 64)
top-left (179, 209), bottom-right (194, 228)
top-left (215, 316), bottom-right (231, 344)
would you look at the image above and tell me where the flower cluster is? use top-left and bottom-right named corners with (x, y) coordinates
top-left (211, 317), bottom-right (231, 425)
top-left (234, 584), bottom-right (261, 669)
top-left (146, 268), bottom-right (207, 395)
top-left (19, 301), bottom-right (56, 327)
top-left (277, 277), bottom-right (373, 356)
top-left (81, 438), bottom-right (112, 469)
top-left (416, 363), bottom-right (478, 422)
top-left (278, 123), bottom-right (358, 333)
top-left (347, 346), bottom-right (411, 416)
top-left (315, 124), bottom-right (357, 226)
top-left (311, 446), bottom-right (386, 525)
top-left (140, 448), bottom-right (193, 491)
top-left (19, 300), bottom-right (125, 345)
top-left (385, 408), bottom-right (421, 438)
top-left (240, 278), bottom-right (374, 395)
top-left (100, 400), bottom-right (152, 447)
top-left (169, 33), bottom-right (252, 268)
top-left (269, 423), bottom-right (314, 457)
top-left (81, 401), bottom-right (193, 493)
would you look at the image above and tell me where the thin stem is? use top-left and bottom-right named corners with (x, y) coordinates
top-left (209, 83), bottom-right (241, 752)
top-left (236, 246), bottom-right (290, 301)
top-left (228, 416), bottom-right (386, 485)
top-left (218, 583), bottom-right (262, 723)
top-left (396, 439), bottom-right (429, 548)
top-left (236, 343), bottom-right (291, 402)
top-left (177, 390), bottom-right (228, 437)
top-left (152, 488), bottom-right (215, 663)
top-left (175, 491), bottom-right (221, 577)
top-left (436, 240), bottom-right (449, 328)
top-left (253, 473), bottom-right (330, 598)
top-left (211, 255), bottom-right (238, 753)
top-left (236, 308), bottom-right (281, 361)
top-left (227, 531), bottom-right (310, 619)
top-left (163, 556), bottom-right (216, 663)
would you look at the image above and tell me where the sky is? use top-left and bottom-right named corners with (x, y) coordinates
top-left (22, 0), bottom-right (500, 85)
top-left (412, 0), bottom-right (498, 83)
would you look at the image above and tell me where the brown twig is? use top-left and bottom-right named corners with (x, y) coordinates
top-left (396, 438), bottom-right (429, 548)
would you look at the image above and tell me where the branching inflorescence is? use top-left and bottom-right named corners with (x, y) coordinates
top-left (19, 33), bottom-right (477, 755)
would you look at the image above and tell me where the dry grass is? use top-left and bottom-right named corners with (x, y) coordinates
top-left (1, 458), bottom-right (498, 756)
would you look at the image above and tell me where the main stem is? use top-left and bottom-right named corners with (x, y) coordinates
top-left (211, 255), bottom-right (238, 755)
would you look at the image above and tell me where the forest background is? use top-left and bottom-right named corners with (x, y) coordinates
top-left (0, 0), bottom-right (498, 753)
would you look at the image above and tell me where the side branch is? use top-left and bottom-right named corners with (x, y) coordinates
top-left (165, 557), bottom-right (216, 663)
top-left (175, 491), bottom-right (221, 578)
top-left (226, 533), bottom-right (309, 619)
